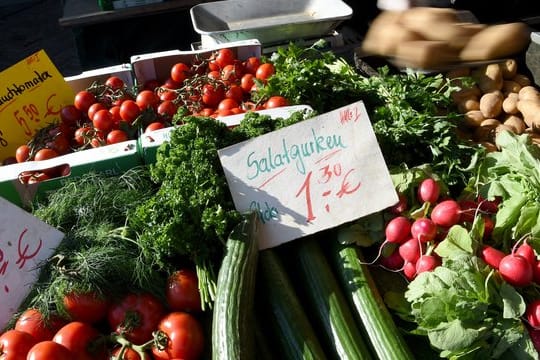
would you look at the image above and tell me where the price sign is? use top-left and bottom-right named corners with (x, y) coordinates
top-left (0, 197), bottom-right (64, 329)
top-left (0, 49), bottom-right (75, 161)
top-left (218, 101), bottom-right (398, 249)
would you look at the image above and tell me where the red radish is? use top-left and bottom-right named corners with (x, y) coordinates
top-left (415, 254), bottom-right (441, 274)
top-left (480, 245), bottom-right (506, 269)
top-left (482, 215), bottom-right (494, 240)
top-left (516, 243), bottom-right (537, 266)
top-left (527, 325), bottom-right (540, 353)
top-left (389, 193), bottom-right (408, 215)
top-left (458, 199), bottom-right (478, 223)
top-left (379, 249), bottom-right (405, 270)
top-left (411, 217), bottom-right (437, 243)
top-left (477, 195), bottom-right (500, 214)
top-left (403, 261), bottom-right (417, 280)
top-left (417, 178), bottom-right (440, 204)
top-left (527, 300), bottom-right (540, 329)
top-left (384, 216), bottom-right (412, 245)
top-left (399, 237), bottom-right (426, 263)
top-left (430, 200), bottom-right (461, 228)
top-left (498, 254), bottom-right (533, 287)
top-left (533, 261), bottom-right (540, 284)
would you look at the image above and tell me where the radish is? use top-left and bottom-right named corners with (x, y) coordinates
top-left (384, 216), bottom-right (412, 245)
top-left (482, 215), bottom-right (494, 240)
top-left (415, 254), bottom-right (441, 274)
top-left (533, 261), bottom-right (540, 284)
top-left (379, 249), bottom-right (405, 270)
top-left (403, 261), bottom-right (417, 280)
top-left (417, 178), bottom-right (440, 204)
top-left (430, 199), bottom-right (461, 228)
top-left (527, 299), bottom-right (540, 329)
top-left (516, 243), bottom-right (537, 266)
top-left (527, 325), bottom-right (540, 353)
top-left (480, 245), bottom-right (506, 269)
top-left (399, 237), bottom-right (425, 263)
top-left (498, 254), bottom-right (533, 287)
top-left (457, 199), bottom-right (478, 223)
top-left (477, 195), bottom-right (500, 215)
top-left (389, 193), bottom-right (408, 215)
top-left (410, 217), bottom-right (437, 243)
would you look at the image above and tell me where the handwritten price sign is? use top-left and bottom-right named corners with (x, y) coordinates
top-left (218, 101), bottom-right (398, 249)
top-left (0, 49), bottom-right (75, 161)
top-left (0, 197), bottom-right (64, 329)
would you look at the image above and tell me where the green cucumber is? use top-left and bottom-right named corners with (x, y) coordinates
top-left (211, 211), bottom-right (260, 360)
top-left (257, 248), bottom-right (327, 360)
top-left (289, 236), bottom-right (373, 360)
top-left (328, 236), bottom-right (415, 360)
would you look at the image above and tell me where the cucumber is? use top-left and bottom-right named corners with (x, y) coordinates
top-left (211, 211), bottom-right (260, 360)
top-left (288, 236), bottom-right (374, 360)
top-left (257, 248), bottom-right (327, 360)
top-left (327, 236), bottom-right (415, 360)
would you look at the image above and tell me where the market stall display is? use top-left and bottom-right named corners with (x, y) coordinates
top-left (2, 3), bottom-right (540, 359)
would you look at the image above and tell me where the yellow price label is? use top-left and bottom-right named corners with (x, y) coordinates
top-left (0, 50), bottom-right (75, 162)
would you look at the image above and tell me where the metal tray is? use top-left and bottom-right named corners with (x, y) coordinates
top-left (190, 0), bottom-right (353, 48)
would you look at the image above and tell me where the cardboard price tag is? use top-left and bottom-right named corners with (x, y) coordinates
top-left (218, 101), bottom-right (398, 249)
top-left (0, 197), bottom-right (64, 329)
top-left (0, 49), bottom-right (75, 161)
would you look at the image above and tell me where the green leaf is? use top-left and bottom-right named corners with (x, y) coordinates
top-left (513, 203), bottom-right (539, 241)
top-left (499, 282), bottom-right (526, 319)
top-left (427, 319), bottom-right (485, 352)
top-left (435, 225), bottom-right (475, 258)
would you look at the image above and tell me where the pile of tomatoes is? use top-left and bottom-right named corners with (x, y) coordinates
top-left (0, 269), bottom-right (206, 360)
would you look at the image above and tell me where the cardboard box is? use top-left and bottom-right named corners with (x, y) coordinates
top-left (64, 63), bottom-right (134, 93)
top-left (130, 39), bottom-right (261, 86)
top-left (0, 140), bottom-right (141, 208)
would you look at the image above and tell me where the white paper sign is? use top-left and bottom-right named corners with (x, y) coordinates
top-left (0, 197), bottom-right (64, 329)
top-left (218, 101), bottom-right (398, 249)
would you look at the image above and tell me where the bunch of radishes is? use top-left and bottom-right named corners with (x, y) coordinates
top-left (379, 177), bottom-right (499, 281)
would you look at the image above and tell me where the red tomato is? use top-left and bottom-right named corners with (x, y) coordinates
top-left (87, 103), bottom-right (106, 121)
top-left (166, 269), bottom-right (202, 312)
top-left (60, 105), bottom-right (82, 126)
top-left (163, 77), bottom-right (182, 90)
top-left (144, 79), bottom-right (160, 91)
top-left (26, 341), bottom-right (72, 360)
top-left (243, 56), bottom-right (261, 75)
top-left (145, 122), bottom-right (165, 133)
top-left (158, 100), bottom-right (178, 118)
top-left (50, 135), bottom-right (71, 155)
top-left (27, 172), bottom-right (51, 184)
top-left (52, 322), bottom-right (107, 360)
top-left (15, 309), bottom-right (66, 343)
top-left (120, 99), bottom-right (141, 123)
top-left (159, 89), bottom-right (178, 102)
top-left (15, 144), bottom-right (31, 162)
top-left (92, 109), bottom-right (114, 132)
top-left (107, 292), bottom-right (165, 345)
top-left (105, 76), bottom-right (125, 90)
top-left (151, 312), bottom-right (204, 360)
top-left (202, 84), bottom-right (224, 108)
top-left (207, 60), bottom-right (220, 72)
top-left (255, 63), bottom-right (275, 82)
top-left (217, 98), bottom-right (239, 112)
top-left (111, 346), bottom-right (144, 360)
top-left (0, 329), bottom-right (37, 360)
top-left (221, 64), bottom-right (240, 83)
top-left (240, 73), bottom-right (255, 93)
top-left (198, 108), bottom-right (215, 117)
top-left (74, 90), bottom-right (96, 113)
top-left (225, 84), bottom-right (243, 103)
top-left (170, 62), bottom-right (190, 83)
top-left (265, 95), bottom-right (289, 109)
top-left (215, 48), bottom-right (235, 69)
top-left (63, 291), bottom-right (109, 324)
top-left (74, 127), bottom-right (93, 147)
top-left (109, 105), bottom-right (122, 124)
top-left (136, 90), bottom-right (160, 111)
top-left (207, 70), bottom-right (221, 81)
top-left (107, 129), bottom-right (129, 144)
top-left (33, 148), bottom-right (59, 161)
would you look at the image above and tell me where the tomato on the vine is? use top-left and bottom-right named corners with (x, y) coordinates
top-left (143, 79), bottom-right (160, 91)
top-left (265, 95), bottom-right (289, 109)
top-left (15, 309), bottom-right (66, 343)
top-left (92, 109), bottom-right (114, 132)
top-left (255, 62), bottom-right (275, 82)
top-left (151, 312), bottom-right (204, 360)
top-left (225, 84), bottom-right (244, 103)
top-left (74, 90), bottom-right (97, 113)
top-left (171, 62), bottom-right (190, 84)
top-left (217, 98), bottom-right (239, 112)
top-left (243, 56), bottom-right (261, 75)
top-left (0, 329), bottom-right (37, 360)
top-left (111, 346), bottom-right (144, 360)
top-left (202, 83), bottom-right (224, 108)
top-left (87, 102), bottom-right (106, 122)
top-left (145, 122), bottom-right (165, 133)
top-left (136, 90), bottom-right (160, 111)
top-left (62, 291), bottom-right (109, 324)
top-left (26, 340), bottom-right (73, 360)
top-left (158, 100), bottom-right (178, 118)
top-left (52, 322), bottom-right (107, 360)
top-left (214, 48), bottom-right (235, 69)
top-left (15, 144), bottom-right (31, 162)
top-left (240, 73), bottom-right (255, 93)
top-left (34, 148), bottom-right (59, 161)
top-left (60, 105), bottom-right (82, 126)
top-left (107, 129), bottom-right (129, 145)
top-left (119, 99), bottom-right (141, 124)
top-left (105, 76), bottom-right (125, 90)
top-left (107, 292), bottom-right (165, 345)
top-left (74, 127), bottom-right (93, 147)
top-left (166, 269), bottom-right (202, 313)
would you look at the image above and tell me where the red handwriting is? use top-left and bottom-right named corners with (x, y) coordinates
top-left (0, 130), bottom-right (8, 147)
top-left (44, 93), bottom-right (61, 118)
top-left (25, 53), bottom-right (40, 65)
top-left (14, 103), bottom-right (41, 137)
top-left (296, 162), bottom-right (361, 223)
top-left (339, 106), bottom-right (361, 124)
top-left (0, 248), bottom-right (8, 293)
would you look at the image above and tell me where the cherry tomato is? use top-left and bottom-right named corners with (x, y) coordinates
top-left (265, 95), bottom-right (289, 109)
top-left (207, 60), bottom-right (220, 72)
top-left (106, 129), bottom-right (129, 144)
top-left (143, 79), bottom-right (160, 91)
top-left (111, 346), bottom-right (144, 360)
top-left (166, 269), bottom-right (202, 312)
top-left (0, 329), bottom-right (37, 360)
top-left (74, 90), bottom-right (96, 113)
top-left (198, 108), bottom-right (215, 117)
top-left (151, 312), bottom-right (204, 360)
top-left (92, 109), bottom-right (114, 132)
top-left (145, 122), bottom-right (165, 133)
top-left (26, 340), bottom-right (73, 360)
top-left (15, 144), bottom-right (31, 162)
top-left (74, 127), bottom-right (93, 147)
top-left (52, 322), bottom-right (107, 360)
top-left (159, 89), bottom-right (178, 102)
top-left (163, 77), bottom-right (182, 90)
top-left (62, 291), bottom-right (109, 324)
top-left (215, 48), bottom-right (235, 69)
top-left (207, 70), bottom-right (221, 81)
top-left (225, 84), bottom-right (243, 103)
top-left (170, 62), bottom-right (190, 84)
top-left (109, 105), bottom-right (122, 124)
top-left (107, 292), bottom-right (165, 345)
top-left (202, 84), bottom-right (224, 108)
top-left (255, 62), bottom-right (275, 82)
top-left (243, 56), bottom-right (261, 75)
top-left (60, 105), bottom-right (82, 126)
top-left (136, 90), bottom-right (160, 111)
top-left (34, 148), bottom-right (59, 161)
top-left (119, 99), bottom-right (141, 123)
top-left (158, 100), bottom-right (178, 118)
top-left (217, 98), bottom-right (239, 112)
top-left (27, 172), bottom-right (51, 184)
top-left (221, 64), bottom-right (240, 83)
top-left (50, 135), bottom-right (71, 155)
top-left (15, 309), bottom-right (66, 342)
top-left (240, 73), bottom-right (255, 93)
top-left (105, 76), bottom-right (125, 90)
top-left (87, 102), bottom-right (106, 121)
